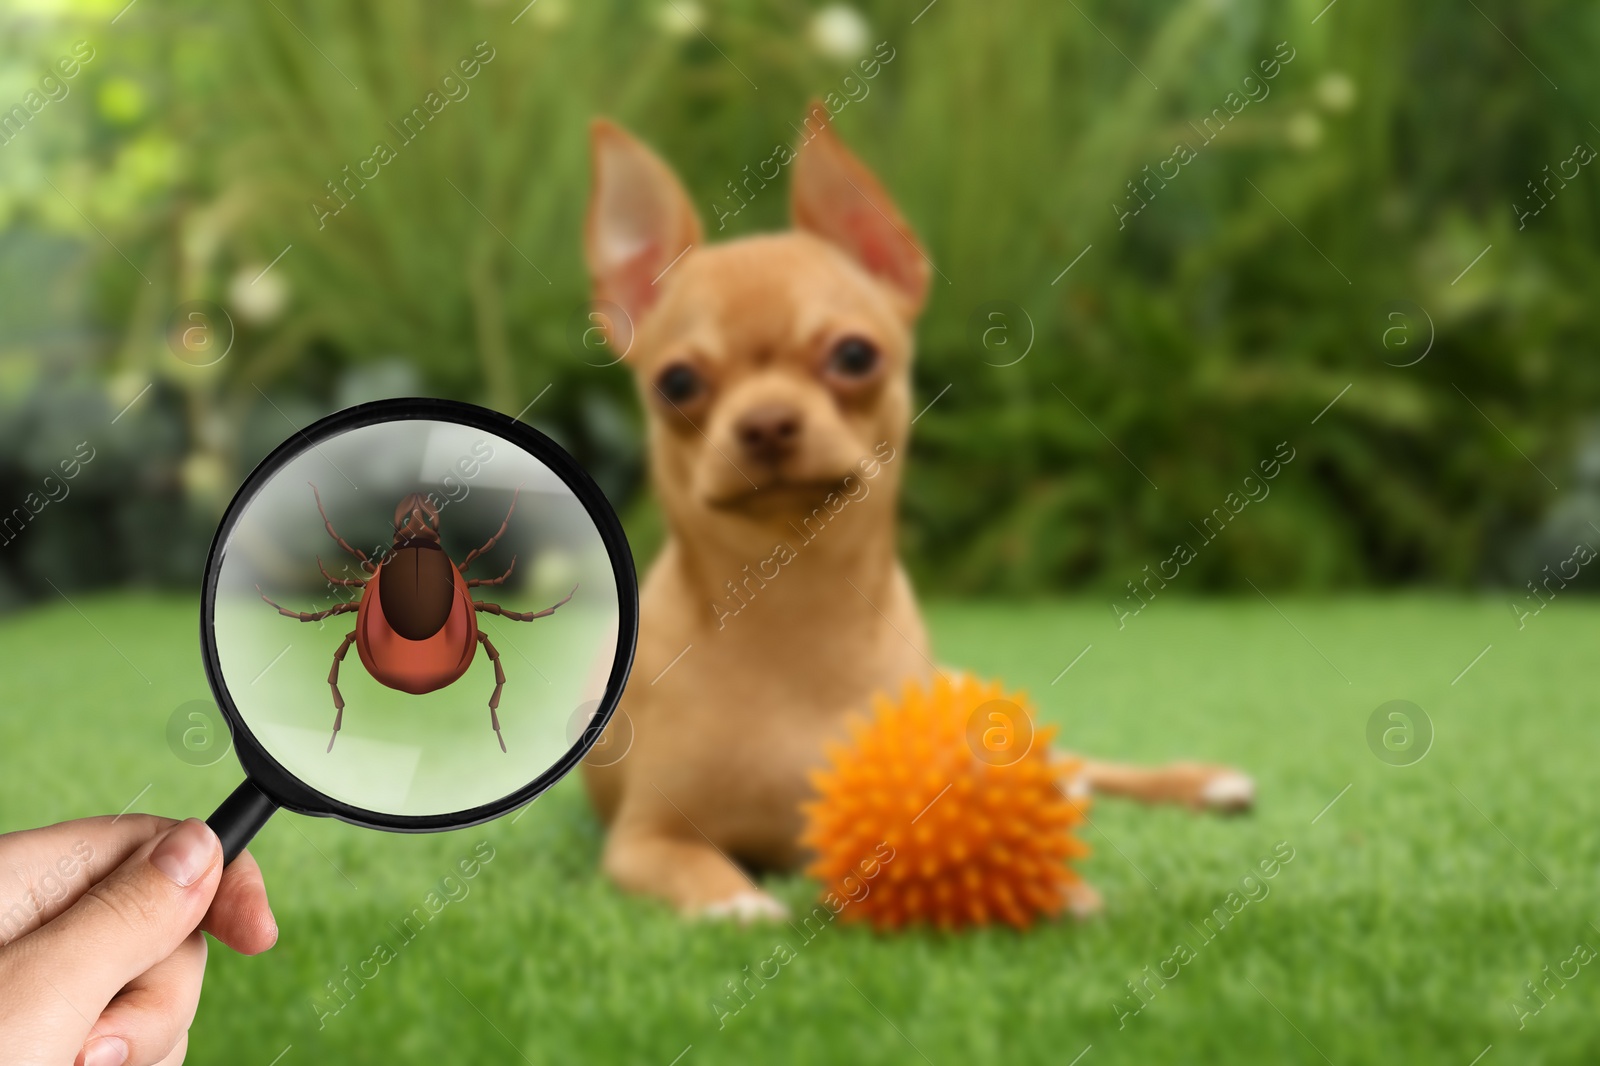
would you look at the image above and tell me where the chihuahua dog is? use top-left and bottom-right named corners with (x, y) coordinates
top-left (580, 106), bottom-right (1253, 920)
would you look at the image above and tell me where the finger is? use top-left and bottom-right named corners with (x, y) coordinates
top-left (0, 815), bottom-right (178, 945)
top-left (151, 1030), bottom-right (188, 1066)
top-left (149, 1030), bottom-right (186, 1062)
top-left (5, 819), bottom-right (223, 1014)
top-left (0, 818), bottom-right (276, 954)
top-left (77, 931), bottom-right (206, 1066)
top-left (200, 849), bottom-right (277, 956)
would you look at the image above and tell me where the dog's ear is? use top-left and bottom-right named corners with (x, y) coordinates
top-left (586, 119), bottom-right (703, 334)
top-left (790, 102), bottom-right (930, 318)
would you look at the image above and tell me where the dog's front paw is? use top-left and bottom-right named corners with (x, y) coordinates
top-left (1199, 770), bottom-right (1256, 814)
top-left (692, 891), bottom-right (791, 924)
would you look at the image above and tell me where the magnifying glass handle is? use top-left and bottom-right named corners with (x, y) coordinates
top-left (206, 779), bottom-right (279, 864)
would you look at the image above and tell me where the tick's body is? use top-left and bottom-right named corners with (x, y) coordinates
top-left (358, 544), bottom-right (478, 694)
top-left (258, 487), bottom-right (576, 752)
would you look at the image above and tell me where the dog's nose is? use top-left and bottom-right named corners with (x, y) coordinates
top-left (735, 404), bottom-right (803, 464)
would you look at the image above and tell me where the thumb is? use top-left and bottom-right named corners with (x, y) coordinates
top-left (13, 819), bottom-right (223, 1017)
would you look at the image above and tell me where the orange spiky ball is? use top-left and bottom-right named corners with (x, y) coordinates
top-left (801, 675), bottom-right (1090, 932)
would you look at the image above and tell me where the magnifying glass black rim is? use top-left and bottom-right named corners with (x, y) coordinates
top-left (199, 397), bottom-right (638, 834)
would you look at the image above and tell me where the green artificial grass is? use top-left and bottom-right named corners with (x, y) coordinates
top-left (2, 594), bottom-right (1595, 1064)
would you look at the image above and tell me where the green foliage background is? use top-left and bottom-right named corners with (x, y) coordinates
top-left (2, 0), bottom-right (1596, 603)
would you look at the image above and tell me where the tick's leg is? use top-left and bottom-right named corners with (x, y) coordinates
top-left (311, 483), bottom-right (376, 574)
top-left (460, 487), bottom-right (522, 573)
top-left (327, 630), bottom-right (357, 752)
top-left (318, 556), bottom-right (366, 588)
top-left (474, 583), bottom-right (577, 622)
top-left (465, 555), bottom-right (516, 588)
top-left (257, 586), bottom-right (359, 623)
top-left (476, 631), bottom-right (508, 753)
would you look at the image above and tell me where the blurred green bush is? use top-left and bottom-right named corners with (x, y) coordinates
top-left (2, 0), bottom-right (1597, 603)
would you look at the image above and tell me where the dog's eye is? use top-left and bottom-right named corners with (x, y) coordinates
top-left (655, 363), bottom-right (703, 405)
top-left (828, 337), bottom-right (879, 379)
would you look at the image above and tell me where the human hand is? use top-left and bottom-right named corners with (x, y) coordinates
top-left (0, 815), bottom-right (277, 1066)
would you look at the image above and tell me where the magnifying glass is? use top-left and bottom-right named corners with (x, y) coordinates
top-left (197, 398), bottom-right (637, 863)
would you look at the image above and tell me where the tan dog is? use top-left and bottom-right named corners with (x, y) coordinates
top-left (580, 108), bottom-right (1253, 920)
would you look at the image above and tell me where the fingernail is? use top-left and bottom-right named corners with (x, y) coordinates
top-left (80, 1036), bottom-right (129, 1066)
top-left (150, 818), bottom-right (219, 887)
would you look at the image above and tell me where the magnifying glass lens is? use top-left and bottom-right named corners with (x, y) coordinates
top-left (206, 409), bottom-right (627, 826)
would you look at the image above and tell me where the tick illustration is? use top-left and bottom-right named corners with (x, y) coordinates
top-left (257, 485), bottom-right (576, 753)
